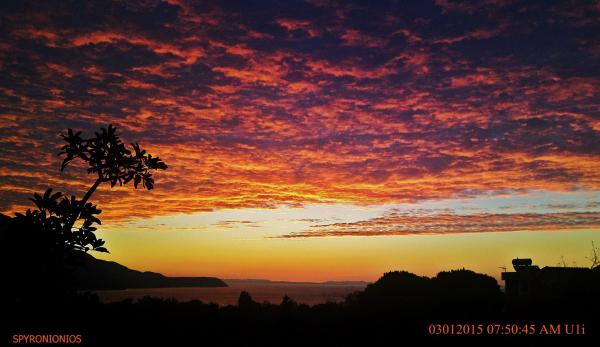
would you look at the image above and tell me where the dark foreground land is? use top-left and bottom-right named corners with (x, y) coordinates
top-left (4, 269), bottom-right (599, 346)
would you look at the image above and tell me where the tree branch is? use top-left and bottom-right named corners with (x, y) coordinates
top-left (65, 178), bottom-right (102, 232)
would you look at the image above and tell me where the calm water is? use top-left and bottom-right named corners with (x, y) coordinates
top-left (94, 283), bottom-right (366, 306)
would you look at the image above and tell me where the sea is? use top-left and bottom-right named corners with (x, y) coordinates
top-left (93, 283), bottom-right (367, 306)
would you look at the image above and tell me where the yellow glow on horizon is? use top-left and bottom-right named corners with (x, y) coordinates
top-left (96, 223), bottom-right (600, 283)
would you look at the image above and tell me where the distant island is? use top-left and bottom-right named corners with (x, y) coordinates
top-left (224, 278), bottom-right (369, 286)
top-left (76, 254), bottom-right (227, 290)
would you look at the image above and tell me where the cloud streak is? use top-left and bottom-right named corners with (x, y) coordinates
top-left (276, 211), bottom-right (600, 238)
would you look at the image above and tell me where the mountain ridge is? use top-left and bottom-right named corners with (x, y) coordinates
top-left (76, 254), bottom-right (227, 290)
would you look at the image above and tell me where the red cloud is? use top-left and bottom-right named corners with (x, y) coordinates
top-left (340, 30), bottom-right (387, 48)
top-left (276, 19), bottom-right (319, 37)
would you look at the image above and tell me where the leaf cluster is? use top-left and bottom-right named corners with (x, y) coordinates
top-left (14, 188), bottom-right (108, 254)
top-left (59, 124), bottom-right (168, 189)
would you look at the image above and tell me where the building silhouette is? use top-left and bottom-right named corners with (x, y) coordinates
top-left (502, 258), bottom-right (596, 300)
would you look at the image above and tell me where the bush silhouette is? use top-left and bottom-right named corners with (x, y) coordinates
top-left (431, 269), bottom-right (502, 317)
top-left (352, 271), bottom-right (432, 311)
top-left (1, 124), bottom-right (167, 303)
top-left (238, 291), bottom-right (261, 312)
top-left (347, 269), bottom-right (501, 319)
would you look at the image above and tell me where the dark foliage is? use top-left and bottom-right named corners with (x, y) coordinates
top-left (0, 188), bottom-right (105, 303)
top-left (15, 189), bottom-right (105, 254)
top-left (59, 124), bottom-right (167, 190)
top-left (0, 125), bottom-right (167, 304)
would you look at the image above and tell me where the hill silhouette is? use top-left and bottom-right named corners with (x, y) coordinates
top-left (75, 254), bottom-right (227, 290)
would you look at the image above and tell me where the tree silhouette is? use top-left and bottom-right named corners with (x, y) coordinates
top-left (238, 291), bottom-right (261, 312)
top-left (586, 241), bottom-right (600, 269)
top-left (2, 124), bottom-right (167, 302)
top-left (59, 124), bottom-right (167, 233)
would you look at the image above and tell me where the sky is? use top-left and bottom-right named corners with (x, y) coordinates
top-left (1, 0), bottom-right (600, 282)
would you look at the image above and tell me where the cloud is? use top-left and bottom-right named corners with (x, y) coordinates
top-left (0, 0), bottom-right (600, 224)
top-left (276, 18), bottom-right (319, 37)
top-left (213, 220), bottom-right (261, 228)
top-left (276, 211), bottom-right (600, 238)
top-left (340, 29), bottom-right (388, 48)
